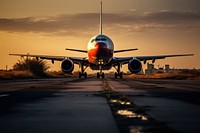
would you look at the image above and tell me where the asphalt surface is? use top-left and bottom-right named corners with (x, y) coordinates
top-left (0, 78), bottom-right (119, 133)
top-left (0, 77), bottom-right (200, 133)
top-left (108, 78), bottom-right (200, 133)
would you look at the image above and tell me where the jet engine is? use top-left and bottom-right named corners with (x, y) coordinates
top-left (61, 59), bottom-right (74, 73)
top-left (128, 59), bottom-right (142, 73)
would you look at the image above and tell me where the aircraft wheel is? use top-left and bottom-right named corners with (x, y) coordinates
top-left (119, 72), bottom-right (123, 79)
top-left (102, 72), bottom-right (105, 78)
top-left (97, 72), bottom-right (100, 78)
top-left (114, 72), bottom-right (118, 78)
top-left (84, 72), bottom-right (87, 78)
top-left (79, 72), bottom-right (82, 78)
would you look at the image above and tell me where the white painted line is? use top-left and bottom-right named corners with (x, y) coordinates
top-left (0, 94), bottom-right (9, 98)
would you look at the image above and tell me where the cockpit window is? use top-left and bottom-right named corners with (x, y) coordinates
top-left (95, 38), bottom-right (107, 41)
top-left (96, 39), bottom-right (101, 41)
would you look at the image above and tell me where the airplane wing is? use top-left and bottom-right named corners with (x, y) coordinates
top-left (135, 54), bottom-right (194, 61)
top-left (114, 54), bottom-right (194, 64)
top-left (66, 48), bottom-right (87, 53)
top-left (9, 54), bottom-right (87, 64)
top-left (114, 48), bottom-right (138, 53)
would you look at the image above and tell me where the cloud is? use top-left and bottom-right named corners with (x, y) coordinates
top-left (0, 13), bottom-right (100, 36)
top-left (107, 11), bottom-right (200, 34)
top-left (142, 10), bottom-right (200, 22)
top-left (0, 11), bottom-right (200, 36)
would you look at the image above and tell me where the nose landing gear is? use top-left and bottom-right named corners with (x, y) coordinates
top-left (97, 72), bottom-right (105, 78)
top-left (97, 66), bottom-right (105, 78)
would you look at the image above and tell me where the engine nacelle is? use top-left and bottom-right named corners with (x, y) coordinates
top-left (61, 59), bottom-right (74, 73)
top-left (128, 59), bottom-right (142, 73)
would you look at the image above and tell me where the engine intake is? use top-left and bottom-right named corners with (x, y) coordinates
top-left (128, 59), bottom-right (142, 73)
top-left (61, 59), bottom-right (74, 73)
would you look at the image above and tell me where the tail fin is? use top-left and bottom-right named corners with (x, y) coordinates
top-left (99, 1), bottom-right (102, 35)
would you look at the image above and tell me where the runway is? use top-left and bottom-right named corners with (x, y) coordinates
top-left (0, 77), bottom-right (200, 133)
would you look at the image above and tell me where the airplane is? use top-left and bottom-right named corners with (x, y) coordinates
top-left (10, 2), bottom-right (193, 79)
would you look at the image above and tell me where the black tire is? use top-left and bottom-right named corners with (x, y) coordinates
top-left (102, 72), bottom-right (105, 78)
top-left (97, 72), bottom-right (100, 78)
top-left (114, 72), bottom-right (118, 78)
top-left (79, 72), bottom-right (82, 78)
top-left (119, 72), bottom-right (123, 79)
top-left (84, 72), bottom-right (87, 78)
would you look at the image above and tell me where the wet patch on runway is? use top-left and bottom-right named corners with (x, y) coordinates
top-left (102, 79), bottom-right (179, 133)
top-left (0, 89), bottom-right (60, 115)
top-left (0, 94), bottom-right (9, 98)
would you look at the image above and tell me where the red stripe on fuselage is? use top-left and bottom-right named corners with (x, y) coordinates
top-left (88, 42), bottom-right (113, 64)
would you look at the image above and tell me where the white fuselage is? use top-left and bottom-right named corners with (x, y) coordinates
top-left (87, 34), bottom-right (114, 66)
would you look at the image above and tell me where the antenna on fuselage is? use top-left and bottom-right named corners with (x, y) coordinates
top-left (99, 1), bottom-right (102, 35)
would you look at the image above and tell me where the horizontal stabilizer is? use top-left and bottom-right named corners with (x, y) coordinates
top-left (66, 48), bottom-right (87, 53)
top-left (114, 48), bottom-right (138, 53)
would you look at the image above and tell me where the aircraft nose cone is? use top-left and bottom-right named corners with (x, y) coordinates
top-left (88, 42), bottom-right (113, 64)
top-left (94, 42), bottom-right (112, 57)
top-left (95, 42), bottom-right (107, 49)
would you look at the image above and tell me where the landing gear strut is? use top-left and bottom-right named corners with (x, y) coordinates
top-left (97, 66), bottom-right (105, 78)
top-left (114, 63), bottom-right (123, 79)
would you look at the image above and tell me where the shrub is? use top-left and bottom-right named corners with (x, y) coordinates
top-left (13, 57), bottom-right (50, 77)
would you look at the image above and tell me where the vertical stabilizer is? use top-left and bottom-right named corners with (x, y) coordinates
top-left (100, 1), bottom-right (102, 35)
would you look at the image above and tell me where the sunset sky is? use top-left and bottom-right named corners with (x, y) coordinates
top-left (0, 0), bottom-right (199, 72)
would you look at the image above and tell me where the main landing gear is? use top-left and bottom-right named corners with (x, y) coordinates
top-left (114, 72), bottom-right (123, 79)
top-left (114, 63), bottom-right (123, 79)
top-left (79, 63), bottom-right (88, 78)
top-left (79, 72), bottom-right (87, 78)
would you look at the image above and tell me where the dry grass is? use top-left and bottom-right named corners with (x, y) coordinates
top-left (0, 70), bottom-right (34, 79)
top-left (0, 70), bottom-right (75, 79)
top-left (1, 70), bottom-right (199, 80)
top-left (46, 71), bottom-right (74, 78)
top-left (127, 73), bottom-right (199, 80)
